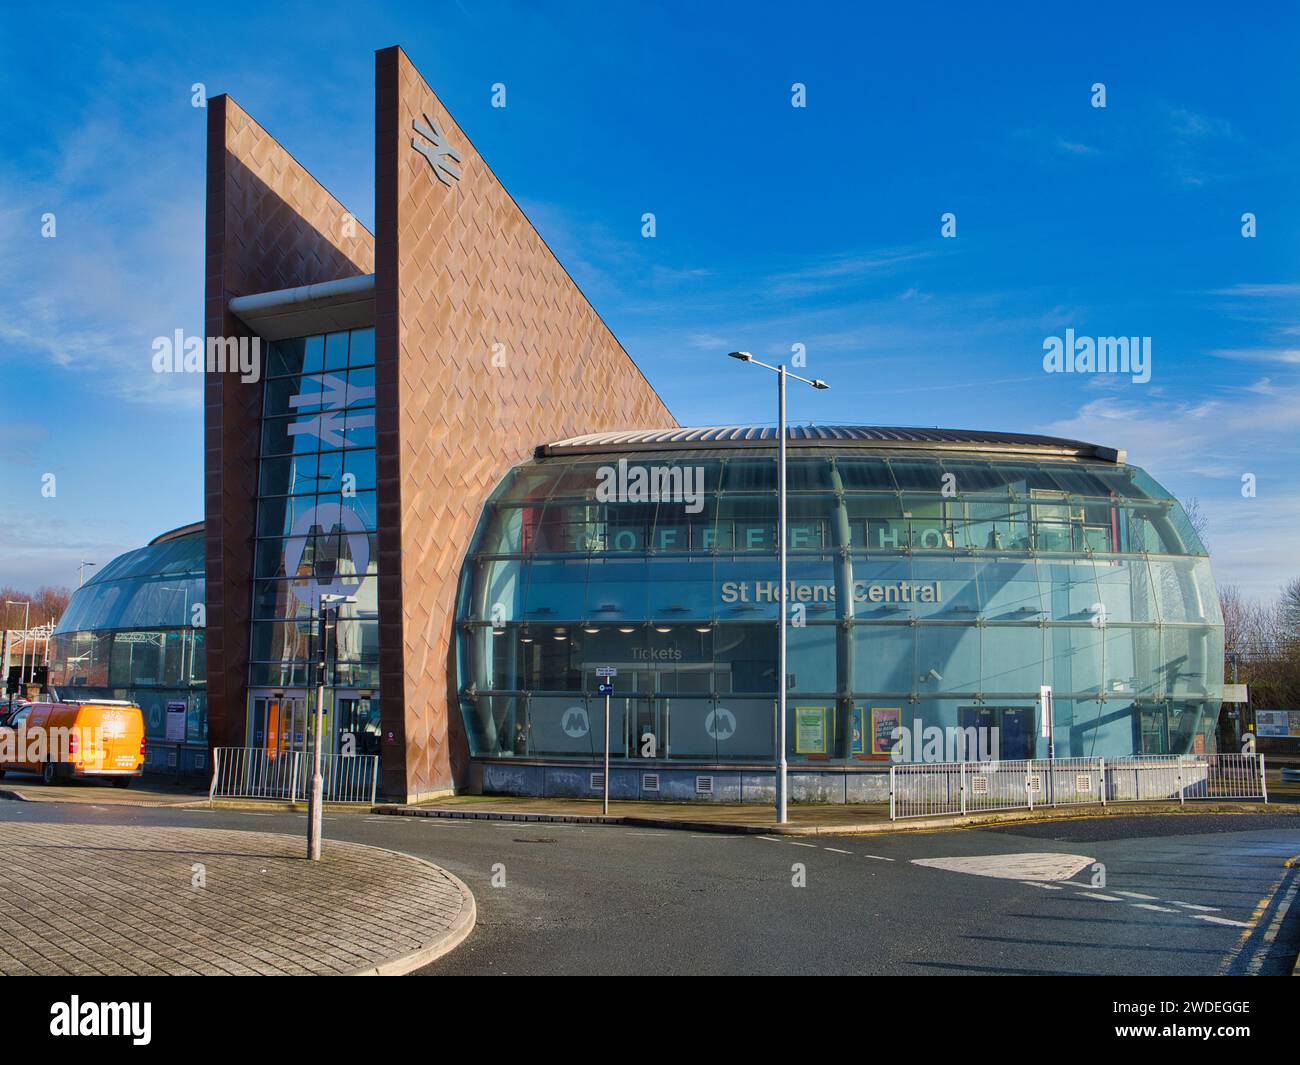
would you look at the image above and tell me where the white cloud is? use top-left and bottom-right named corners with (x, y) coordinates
top-left (1211, 348), bottom-right (1300, 365)
top-left (1209, 283), bottom-right (1300, 298)
top-left (0, 109), bottom-right (204, 409)
top-left (1042, 385), bottom-right (1300, 594)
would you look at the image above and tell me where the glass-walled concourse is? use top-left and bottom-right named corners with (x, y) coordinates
top-left (457, 448), bottom-right (1223, 767)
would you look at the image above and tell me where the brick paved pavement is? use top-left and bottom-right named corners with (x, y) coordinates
top-left (0, 823), bottom-right (474, 975)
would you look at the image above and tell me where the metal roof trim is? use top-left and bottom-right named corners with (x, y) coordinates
top-left (537, 426), bottom-right (1124, 464)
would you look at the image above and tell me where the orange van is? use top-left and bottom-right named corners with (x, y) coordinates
top-left (0, 700), bottom-right (145, 787)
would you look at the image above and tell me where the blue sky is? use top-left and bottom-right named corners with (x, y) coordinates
top-left (0, 0), bottom-right (1297, 596)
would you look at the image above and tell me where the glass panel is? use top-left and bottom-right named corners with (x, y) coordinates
top-left (851, 624), bottom-right (913, 692)
top-left (1047, 624), bottom-right (1103, 695)
top-left (887, 458), bottom-right (945, 492)
top-left (982, 625), bottom-right (1045, 694)
top-left (834, 457), bottom-right (897, 491)
top-left (788, 623), bottom-right (836, 694)
top-left (711, 697), bottom-right (773, 760)
top-left (323, 331), bottom-right (350, 372)
top-left (527, 695), bottom-right (598, 757)
top-left (914, 624), bottom-right (981, 694)
top-left (267, 337), bottom-right (307, 378)
top-left (666, 698), bottom-right (717, 760)
top-left (348, 327), bottom-right (375, 366)
top-left (720, 457), bottom-right (776, 493)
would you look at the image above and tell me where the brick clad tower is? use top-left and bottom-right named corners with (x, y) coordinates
top-left (205, 48), bottom-right (675, 801)
top-left (204, 96), bottom-right (375, 757)
top-left (374, 46), bottom-right (674, 800)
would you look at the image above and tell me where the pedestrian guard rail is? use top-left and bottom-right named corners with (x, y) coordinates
top-left (209, 747), bottom-right (379, 805)
top-left (889, 753), bottom-right (1267, 820)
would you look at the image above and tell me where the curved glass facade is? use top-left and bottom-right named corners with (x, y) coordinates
top-left (456, 448), bottom-right (1223, 765)
top-left (49, 527), bottom-right (207, 769)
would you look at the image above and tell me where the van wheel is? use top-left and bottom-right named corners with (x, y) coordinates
top-left (41, 762), bottom-right (60, 786)
top-left (111, 778), bottom-right (131, 789)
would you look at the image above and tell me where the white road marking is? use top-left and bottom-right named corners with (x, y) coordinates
top-left (1131, 903), bottom-right (1177, 913)
top-left (1113, 891), bottom-right (1158, 900)
top-left (1021, 882), bottom-right (1063, 890)
top-left (1078, 892), bottom-right (1123, 902)
top-left (863, 854), bottom-right (896, 862)
top-left (1195, 914), bottom-right (1252, 928)
top-left (912, 852), bottom-right (1093, 882)
top-left (788, 841), bottom-right (818, 848)
top-left (758, 836), bottom-right (782, 842)
top-left (1171, 902), bottom-right (1219, 912)
top-left (824, 847), bottom-right (852, 854)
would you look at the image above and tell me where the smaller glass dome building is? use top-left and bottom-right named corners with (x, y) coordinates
top-left (49, 522), bottom-right (208, 775)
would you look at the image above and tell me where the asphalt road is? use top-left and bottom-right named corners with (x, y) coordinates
top-left (1, 799), bottom-right (1296, 976)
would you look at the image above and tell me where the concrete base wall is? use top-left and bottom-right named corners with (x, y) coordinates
top-left (479, 761), bottom-right (891, 804)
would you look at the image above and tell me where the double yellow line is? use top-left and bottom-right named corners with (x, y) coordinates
top-left (1219, 853), bottom-right (1300, 976)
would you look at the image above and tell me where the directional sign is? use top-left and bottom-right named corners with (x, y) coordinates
top-left (597, 683), bottom-right (613, 696)
top-left (595, 667), bottom-right (618, 678)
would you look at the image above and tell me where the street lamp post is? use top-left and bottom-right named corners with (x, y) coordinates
top-left (78, 560), bottom-right (96, 588)
top-left (309, 592), bottom-right (354, 860)
top-left (727, 352), bottom-right (829, 824)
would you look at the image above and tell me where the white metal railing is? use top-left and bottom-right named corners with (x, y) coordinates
top-left (889, 753), bottom-right (1267, 820)
top-left (209, 747), bottom-right (379, 804)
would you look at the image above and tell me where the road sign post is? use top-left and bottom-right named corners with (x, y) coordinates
top-left (596, 668), bottom-right (617, 814)
top-left (1040, 684), bottom-right (1054, 805)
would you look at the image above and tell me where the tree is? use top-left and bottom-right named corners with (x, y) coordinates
top-left (1181, 496), bottom-right (1209, 547)
top-left (1217, 580), bottom-right (1300, 711)
top-left (0, 587), bottom-right (72, 628)
top-left (1282, 577), bottom-right (1300, 637)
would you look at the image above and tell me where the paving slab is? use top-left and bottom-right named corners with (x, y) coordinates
top-left (0, 822), bottom-right (474, 976)
top-left (0, 774), bottom-right (211, 807)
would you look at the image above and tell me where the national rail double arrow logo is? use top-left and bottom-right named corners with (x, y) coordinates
top-left (412, 111), bottom-right (462, 186)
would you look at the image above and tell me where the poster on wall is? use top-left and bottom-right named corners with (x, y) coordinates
top-left (849, 706), bottom-right (865, 756)
top-left (871, 707), bottom-right (901, 759)
top-left (165, 701), bottom-right (187, 743)
top-left (795, 706), bottom-right (828, 754)
top-left (1256, 709), bottom-right (1300, 738)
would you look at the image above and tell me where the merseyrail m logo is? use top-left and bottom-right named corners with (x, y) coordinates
top-left (412, 112), bottom-right (462, 186)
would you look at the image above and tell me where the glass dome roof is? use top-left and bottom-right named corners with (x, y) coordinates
top-left (55, 526), bottom-right (204, 633)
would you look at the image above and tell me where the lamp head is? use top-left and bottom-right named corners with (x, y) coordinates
top-left (811, 379), bottom-right (829, 390)
top-left (727, 351), bottom-right (753, 362)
